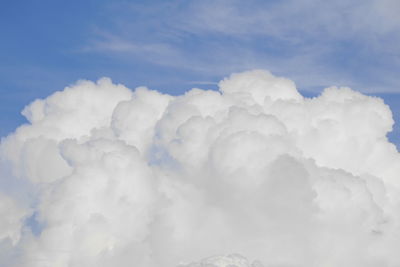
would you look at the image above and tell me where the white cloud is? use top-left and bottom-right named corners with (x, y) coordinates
top-left (178, 253), bottom-right (263, 267)
top-left (0, 193), bottom-right (30, 246)
top-left (1, 70), bottom-right (400, 266)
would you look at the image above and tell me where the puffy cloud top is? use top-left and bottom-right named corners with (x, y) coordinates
top-left (219, 70), bottom-right (303, 103)
top-left (1, 70), bottom-right (400, 267)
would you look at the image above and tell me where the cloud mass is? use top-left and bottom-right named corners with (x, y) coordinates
top-left (1, 70), bottom-right (400, 266)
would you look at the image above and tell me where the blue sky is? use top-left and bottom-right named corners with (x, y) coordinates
top-left (1, 0), bottom-right (399, 146)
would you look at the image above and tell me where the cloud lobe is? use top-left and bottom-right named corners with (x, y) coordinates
top-left (1, 70), bottom-right (400, 267)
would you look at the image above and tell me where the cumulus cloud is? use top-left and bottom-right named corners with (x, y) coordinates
top-left (1, 70), bottom-right (400, 266)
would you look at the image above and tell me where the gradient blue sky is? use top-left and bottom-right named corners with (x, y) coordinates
top-left (1, 0), bottom-right (399, 146)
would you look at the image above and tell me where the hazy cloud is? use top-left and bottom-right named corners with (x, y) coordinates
top-left (80, 0), bottom-right (400, 92)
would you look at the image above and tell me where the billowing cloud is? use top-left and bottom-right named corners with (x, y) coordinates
top-left (1, 70), bottom-right (400, 266)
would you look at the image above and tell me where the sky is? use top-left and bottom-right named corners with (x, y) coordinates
top-left (0, 0), bottom-right (400, 145)
top-left (2, 1), bottom-right (400, 266)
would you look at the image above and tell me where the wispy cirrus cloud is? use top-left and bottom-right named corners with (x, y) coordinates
top-left (79, 0), bottom-right (400, 93)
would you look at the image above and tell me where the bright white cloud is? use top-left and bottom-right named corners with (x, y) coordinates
top-left (1, 70), bottom-right (400, 266)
